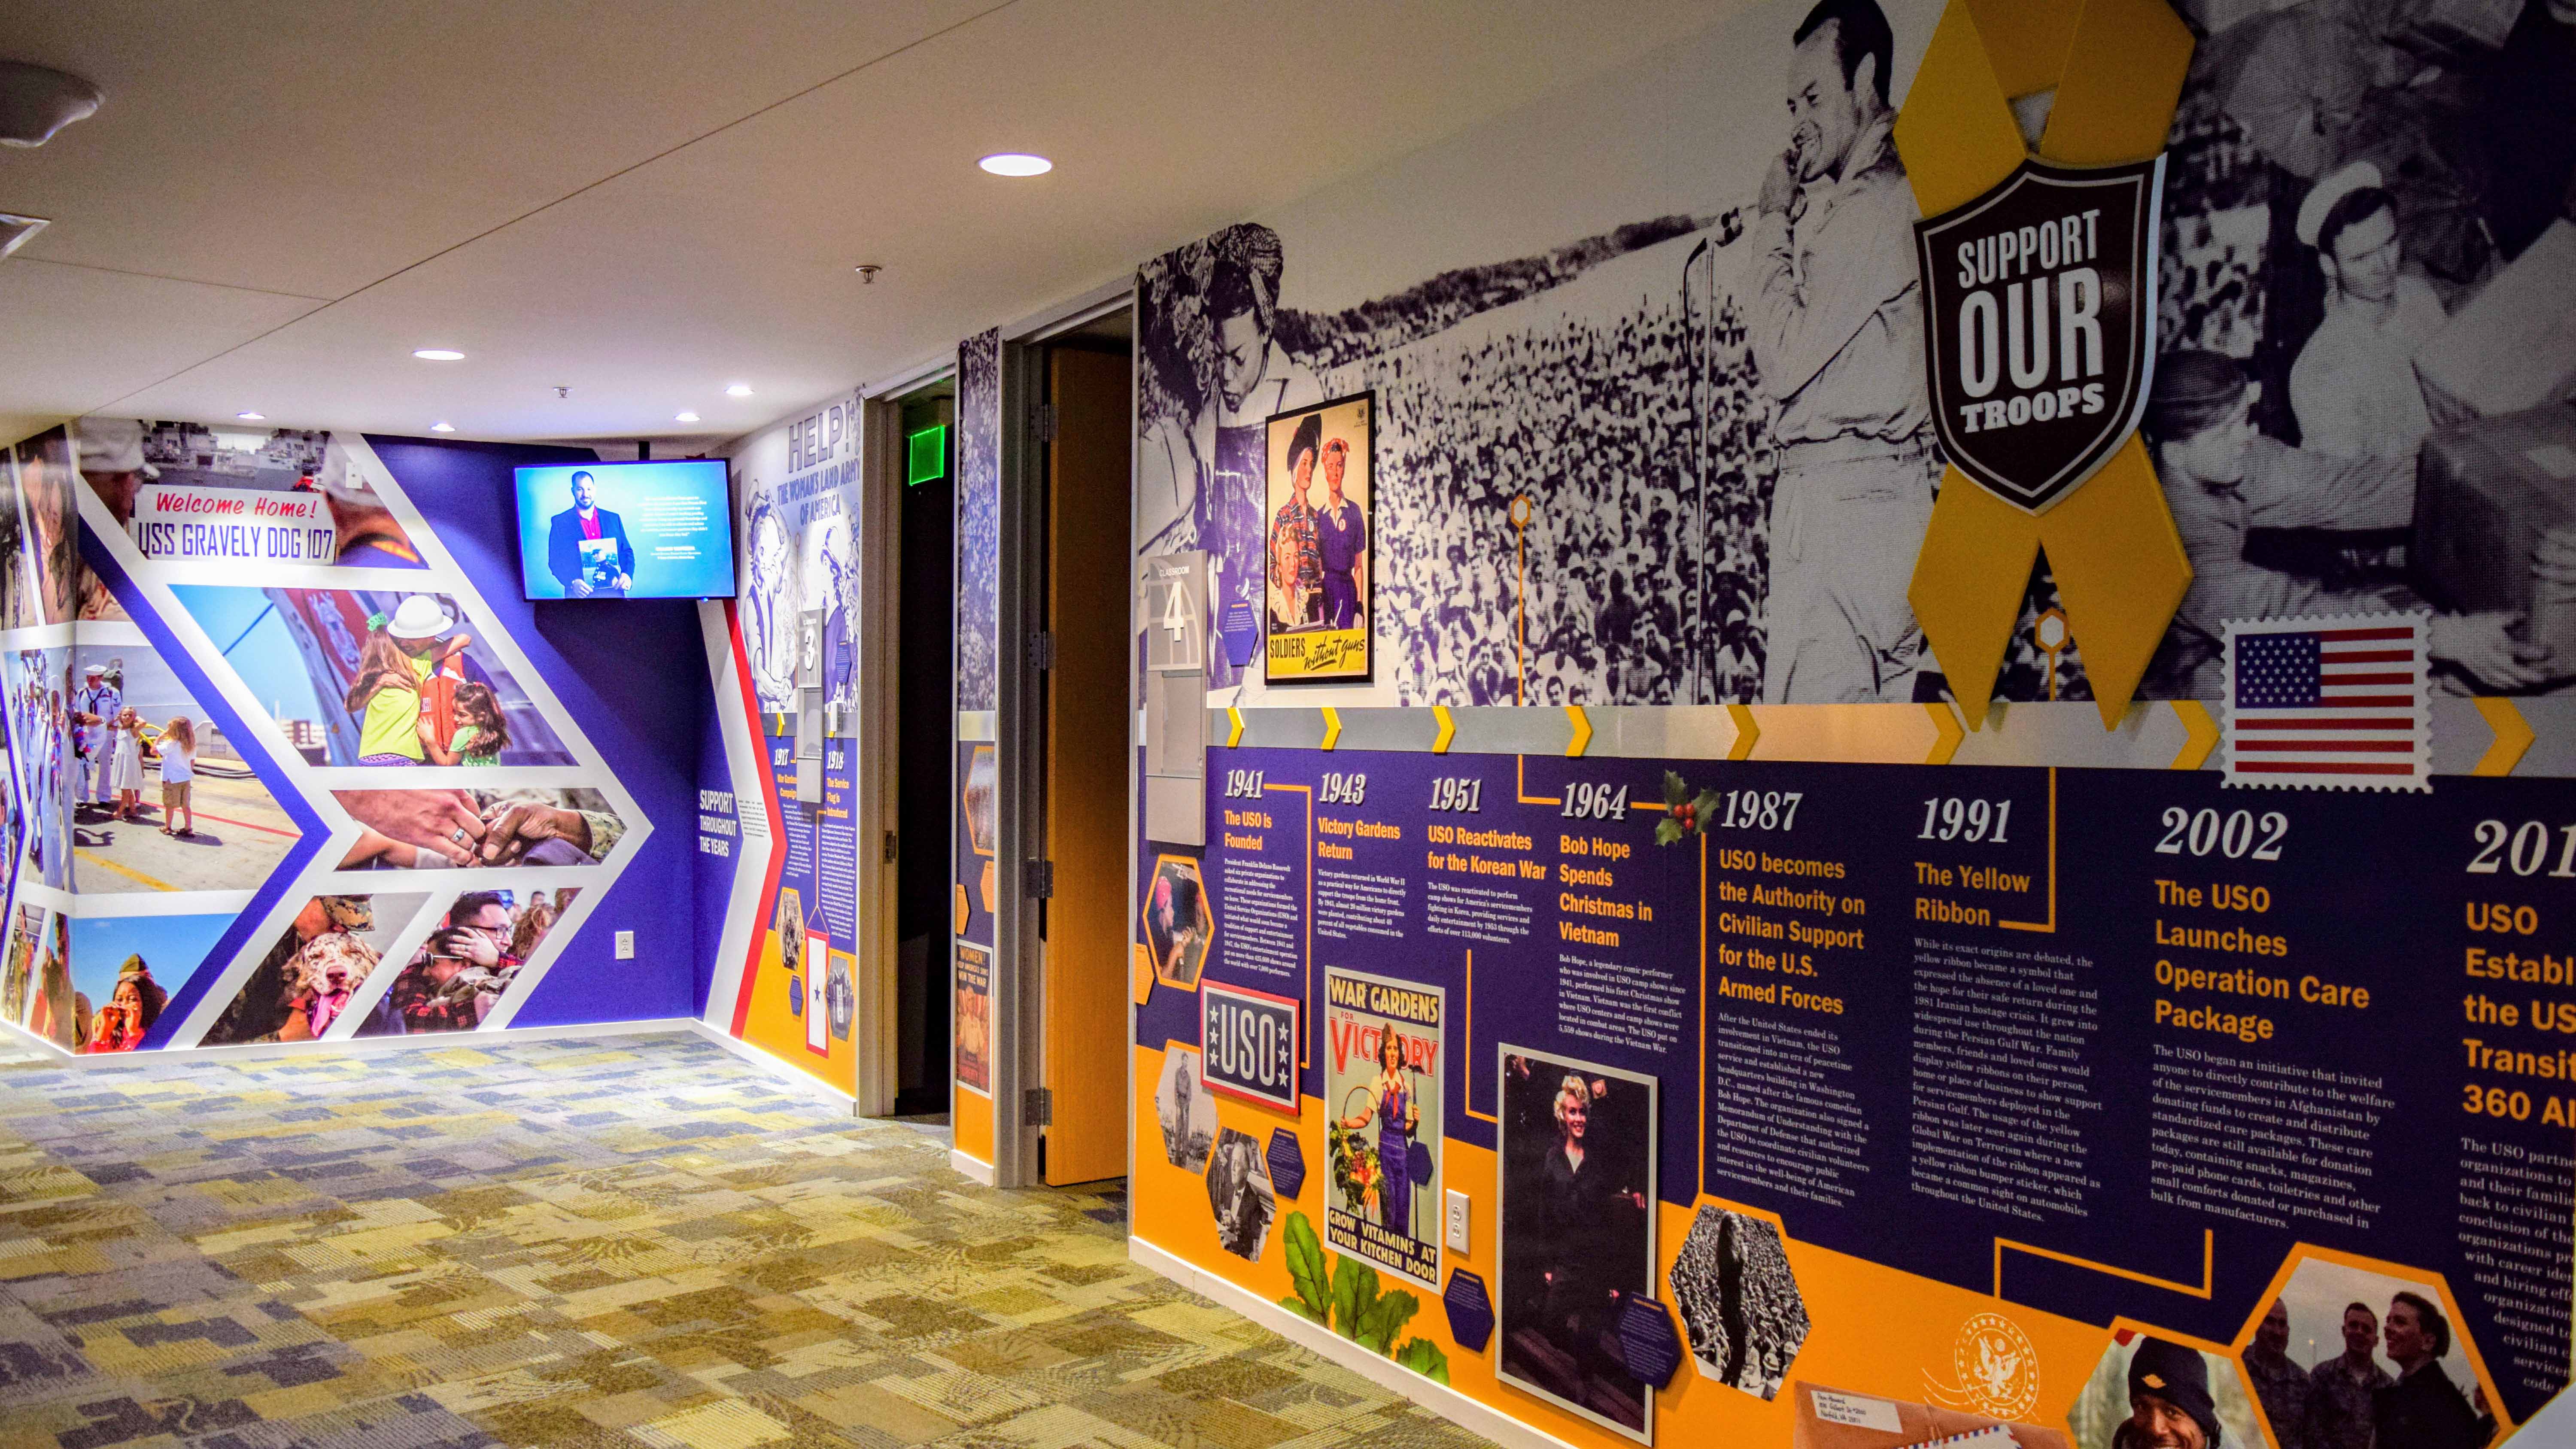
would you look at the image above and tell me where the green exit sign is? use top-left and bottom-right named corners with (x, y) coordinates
top-left (906, 425), bottom-right (948, 485)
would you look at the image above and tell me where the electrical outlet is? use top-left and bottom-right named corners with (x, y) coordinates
top-left (1446, 1189), bottom-right (1470, 1252)
top-left (615, 930), bottom-right (635, 960)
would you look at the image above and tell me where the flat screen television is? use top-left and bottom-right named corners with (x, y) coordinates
top-left (514, 459), bottom-right (736, 600)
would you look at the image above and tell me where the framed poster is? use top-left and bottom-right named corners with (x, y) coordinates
top-left (1263, 392), bottom-right (1373, 684)
top-left (1496, 1044), bottom-right (1658, 1443)
top-left (1324, 968), bottom-right (1443, 1289)
top-left (954, 941), bottom-right (991, 1096)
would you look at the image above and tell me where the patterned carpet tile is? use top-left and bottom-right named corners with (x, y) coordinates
top-left (0, 1034), bottom-right (1488, 1449)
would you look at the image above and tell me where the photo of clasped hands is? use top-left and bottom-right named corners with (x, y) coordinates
top-left (335, 788), bottom-right (610, 870)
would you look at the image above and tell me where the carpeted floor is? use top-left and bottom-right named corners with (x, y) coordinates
top-left (0, 1032), bottom-right (1485, 1449)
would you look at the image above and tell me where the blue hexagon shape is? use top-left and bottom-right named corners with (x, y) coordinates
top-left (1619, 1293), bottom-right (1684, 1390)
top-left (1266, 1128), bottom-right (1306, 1200)
top-left (1443, 1268), bottom-right (1494, 1353)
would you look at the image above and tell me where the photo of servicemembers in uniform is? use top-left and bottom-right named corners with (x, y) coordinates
top-left (2240, 1259), bottom-right (2500, 1449)
top-left (1155, 1045), bottom-right (1218, 1173)
top-left (1497, 1047), bottom-right (1658, 1443)
top-left (1263, 394), bottom-right (1373, 684)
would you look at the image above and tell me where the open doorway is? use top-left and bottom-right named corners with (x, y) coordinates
top-left (893, 383), bottom-right (956, 1117)
top-left (1036, 310), bottom-right (1134, 1186)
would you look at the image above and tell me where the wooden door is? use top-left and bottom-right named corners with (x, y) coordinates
top-left (1041, 346), bottom-right (1132, 1185)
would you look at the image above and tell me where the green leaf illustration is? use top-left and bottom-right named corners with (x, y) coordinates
top-left (1654, 817), bottom-right (1683, 846)
top-left (1355, 1286), bottom-right (1419, 1353)
top-left (1661, 769), bottom-right (1688, 807)
top-left (1282, 1213), bottom-right (1330, 1324)
top-left (1331, 1255), bottom-right (1379, 1343)
top-left (1394, 1336), bottom-right (1452, 1384)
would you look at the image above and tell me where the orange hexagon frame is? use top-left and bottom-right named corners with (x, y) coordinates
top-left (1142, 854), bottom-right (1214, 990)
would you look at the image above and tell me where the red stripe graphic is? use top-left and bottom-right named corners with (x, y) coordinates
top-left (2234, 717), bottom-right (2415, 730)
top-left (2239, 761), bottom-right (2418, 775)
top-left (2234, 739), bottom-right (2413, 753)
top-left (725, 600), bottom-right (787, 1041)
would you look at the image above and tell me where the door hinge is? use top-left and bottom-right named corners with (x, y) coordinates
top-left (1025, 1086), bottom-right (1054, 1126)
top-left (1025, 859), bottom-right (1055, 899)
top-left (1028, 631), bottom-right (1056, 670)
top-left (881, 830), bottom-right (898, 863)
top-left (1032, 402), bottom-right (1057, 442)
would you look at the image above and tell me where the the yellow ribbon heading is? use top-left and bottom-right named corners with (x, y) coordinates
top-left (1896, 0), bottom-right (2197, 729)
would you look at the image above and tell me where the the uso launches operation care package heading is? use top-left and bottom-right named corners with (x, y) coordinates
top-left (1137, 746), bottom-right (2576, 1423)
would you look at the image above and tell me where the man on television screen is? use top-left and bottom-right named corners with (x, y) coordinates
top-left (546, 471), bottom-right (634, 598)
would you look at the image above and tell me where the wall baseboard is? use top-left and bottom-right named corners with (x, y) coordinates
top-left (948, 1149), bottom-right (998, 1185)
top-left (0, 1015), bottom-right (702, 1068)
top-left (681, 1019), bottom-right (859, 1108)
top-left (5, 1014), bottom-right (884, 1126)
top-left (0, 1016), bottom-right (75, 1060)
top-left (1128, 1237), bottom-right (1580, 1449)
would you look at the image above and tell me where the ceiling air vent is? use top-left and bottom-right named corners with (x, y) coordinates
top-left (0, 213), bottom-right (47, 260)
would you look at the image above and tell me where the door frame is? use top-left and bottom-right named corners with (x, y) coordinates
top-left (848, 392), bottom-right (904, 1116)
top-left (989, 292), bottom-right (1137, 1188)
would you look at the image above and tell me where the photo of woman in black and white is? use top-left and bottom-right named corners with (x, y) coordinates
top-left (1498, 1048), bottom-right (1658, 1441)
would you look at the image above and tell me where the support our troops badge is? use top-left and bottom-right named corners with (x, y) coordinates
top-left (1915, 155), bottom-right (2162, 513)
top-left (1896, 0), bottom-right (2199, 729)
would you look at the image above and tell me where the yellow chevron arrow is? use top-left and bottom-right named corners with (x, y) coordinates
top-left (1226, 707), bottom-right (1244, 749)
top-left (1431, 705), bottom-right (1455, 754)
top-left (1924, 702), bottom-right (1966, 765)
top-left (1564, 705), bottom-right (1592, 758)
top-left (2169, 700), bottom-right (2218, 770)
top-left (1725, 704), bottom-right (1760, 761)
top-left (1319, 707), bottom-right (1342, 751)
top-left (2473, 697), bottom-right (2534, 777)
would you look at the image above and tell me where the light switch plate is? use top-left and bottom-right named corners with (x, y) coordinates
top-left (615, 930), bottom-right (635, 960)
top-left (1446, 1189), bottom-right (1470, 1252)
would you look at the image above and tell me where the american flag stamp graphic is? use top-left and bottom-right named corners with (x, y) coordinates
top-left (2223, 613), bottom-right (2430, 791)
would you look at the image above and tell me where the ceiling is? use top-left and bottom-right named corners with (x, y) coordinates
top-left (0, 0), bottom-right (1726, 451)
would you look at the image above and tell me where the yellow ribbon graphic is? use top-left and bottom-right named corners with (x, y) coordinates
top-left (1897, 0), bottom-right (2196, 729)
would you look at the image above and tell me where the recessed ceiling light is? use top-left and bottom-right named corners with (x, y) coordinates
top-left (412, 348), bottom-right (465, 361)
top-left (676, 412), bottom-right (700, 424)
top-left (236, 411), bottom-right (264, 421)
top-left (978, 152), bottom-right (1052, 177)
top-left (430, 421), bottom-right (456, 433)
top-left (725, 383), bottom-right (753, 398)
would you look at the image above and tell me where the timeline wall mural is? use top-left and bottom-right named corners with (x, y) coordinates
top-left (1126, 0), bottom-right (2576, 1446)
